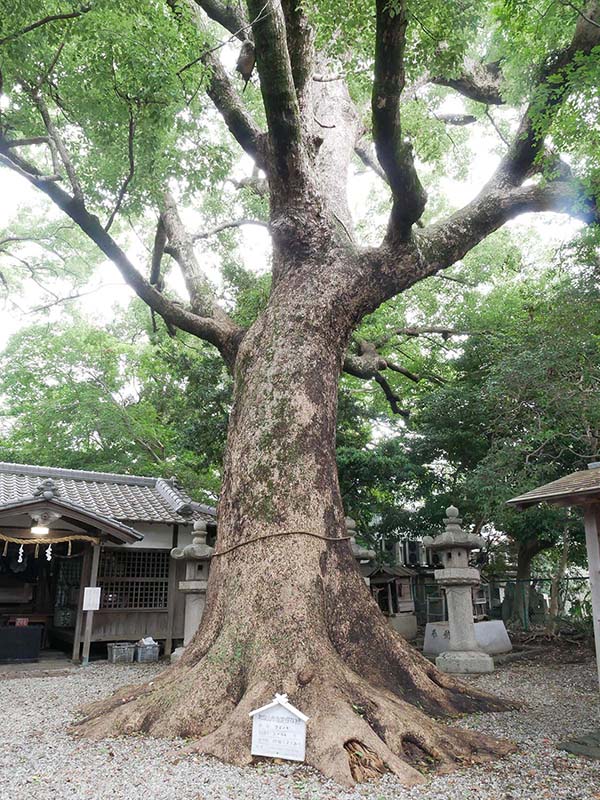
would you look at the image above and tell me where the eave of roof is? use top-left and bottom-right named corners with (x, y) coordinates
top-left (507, 464), bottom-right (600, 509)
top-left (0, 496), bottom-right (143, 544)
top-left (364, 563), bottom-right (417, 578)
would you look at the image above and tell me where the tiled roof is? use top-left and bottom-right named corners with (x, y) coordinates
top-left (364, 563), bottom-right (417, 578)
top-left (0, 462), bottom-right (216, 525)
top-left (507, 464), bottom-right (600, 508)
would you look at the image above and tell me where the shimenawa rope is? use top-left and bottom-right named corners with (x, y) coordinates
top-left (211, 530), bottom-right (352, 558)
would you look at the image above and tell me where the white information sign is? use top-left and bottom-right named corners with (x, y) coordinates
top-left (250, 694), bottom-right (308, 762)
top-left (83, 587), bottom-right (101, 611)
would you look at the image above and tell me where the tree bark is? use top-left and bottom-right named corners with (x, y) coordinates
top-left (75, 266), bottom-right (515, 785)
top-left (548, 532), bottom-right (570, 633)
top-left (511, 539), bottom-right (551, 629)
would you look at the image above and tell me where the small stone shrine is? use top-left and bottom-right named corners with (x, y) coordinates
top-left (250, 693), bottom-right (308, 762)
top-left (423, 506), bottom-right (493, 674)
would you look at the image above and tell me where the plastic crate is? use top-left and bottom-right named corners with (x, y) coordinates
top-left (135, 643), bottom-right (160, 663)
top-left (107, 642), bottom-right (135, 663)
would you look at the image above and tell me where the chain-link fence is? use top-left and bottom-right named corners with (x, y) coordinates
top-left (413, 575), bottom-right (592, 632)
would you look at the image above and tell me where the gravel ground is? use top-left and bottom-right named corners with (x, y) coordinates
top-left (1, 658), bottom-right (599, 800)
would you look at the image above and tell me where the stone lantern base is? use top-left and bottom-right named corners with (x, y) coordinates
top-left (436, 649), bottom-right (494, 674)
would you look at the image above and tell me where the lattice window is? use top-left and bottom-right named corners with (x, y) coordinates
top-left (54, 557), bottom-right (83, 626)
top-left (98, 549), bottom-right (169, 610)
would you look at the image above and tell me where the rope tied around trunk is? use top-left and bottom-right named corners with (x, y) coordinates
top-left (211, 530), bottom-right (352, 558)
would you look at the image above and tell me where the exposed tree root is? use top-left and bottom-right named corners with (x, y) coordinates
top-left (72, 532), bottom-right (518, 787)
top-left (345, 739), bottom-right (389, 782)
top-left (73, 631), bottom-right (517, 788)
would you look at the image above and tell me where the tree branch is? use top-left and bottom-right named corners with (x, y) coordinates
top-left (373, 372), bottom-right (410, 417)
top-left (413, 6), bottom-right (600, 288)
top-left (498, 2), bottom-right (600, 186)
top-left (0, 135), bottom-right (244, 364)
top-left (419, 177), bottom-right (598, 280)
top-left (29, 89), bottom-right (84, 203)
top-left (246, 0), bottom-right (309, 196)
top-left (160, 190), bottom-right (236, 325)
top-left (192, 217), bottom-right (269, 240)
top-left (230, 165), bottom-right (268, 196)
top-left (281, 0), bottom-right (314, 115)
top-left (3, 136), bottom-right (49, 148)
top-left (150, 217), bottom-right (167, 288)
top-left (343, 354), bottom-right (410, 417)
top-left (0, 7), bottom-right (91, 46)
top-left (372, 0), bottom-right (427, 240)
top-left (342, 339), bottom-right (444, 413)
top-left (191, 0), bottom-right (250, 40)
top-left (202, 49), bottom-right (265, 165)
top-left (436, 113), bottom-right (477, 126)
top-left (431, 61), bottom-right (504, 105)
top-left (355, 139), bottom-right (389, 184)
top-left (105, 110), bottom-right (136, 231)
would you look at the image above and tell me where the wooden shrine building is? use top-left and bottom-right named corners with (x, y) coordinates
top-left (508, 461), bottom-right (600, 686)
top-left (0, 462), bottom-right (215, 662)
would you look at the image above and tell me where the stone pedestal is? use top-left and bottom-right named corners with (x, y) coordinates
top-left (423, 506), bottom-right (494, 674)
top-left (424, 620), bottom-right (512, 657)
top-left (170, 520), bottom-right (213, 659)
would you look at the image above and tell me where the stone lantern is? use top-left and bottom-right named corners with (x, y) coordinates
top-left (346, 517), bottom-right (375, 562)
top-left (170, 519), bottom-right (214, 661)
top-left (423, 506), bottom-right (493, 674)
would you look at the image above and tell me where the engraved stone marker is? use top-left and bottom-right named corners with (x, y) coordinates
top-left (249, 693), bottom-right (308, 762)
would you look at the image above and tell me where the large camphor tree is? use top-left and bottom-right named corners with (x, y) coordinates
top-left (1, 0), bottom-right (599, 786)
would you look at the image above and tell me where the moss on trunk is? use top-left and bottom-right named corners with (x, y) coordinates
top-left (74, 278), bottom-right (516, 786)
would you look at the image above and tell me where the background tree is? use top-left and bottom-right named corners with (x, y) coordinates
top-left (403, 271), bottom-right (600, 622)
top-left (0, 309), bottom-right (231, 498)
top-left (1, 0), bottom-right (599, 786)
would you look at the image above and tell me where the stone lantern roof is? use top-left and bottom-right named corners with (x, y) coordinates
top-left (423, 506), bottom-right (485, 552)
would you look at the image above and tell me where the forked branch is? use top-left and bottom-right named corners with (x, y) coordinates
top-left (246, 0), bottom-right (309, 196)
top-left (0, 135), bottom-right (244, 365)
top-left (498, 1), bottom-right (600, 185)
top-left (413, 4), bottom-right (600, 288)
top-left (344, 353), bottom-right (410, 417)
top-left (372, 0), bottom-right (427, 240)
top-left (191, 0), bottom-right (250, 40)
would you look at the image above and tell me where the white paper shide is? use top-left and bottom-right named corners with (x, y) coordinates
top-left (249, 693), bottom-right (308, 762)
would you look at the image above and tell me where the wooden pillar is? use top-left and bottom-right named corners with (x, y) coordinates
top-left (81, 543), bottom-right (100, 666)
top-left (583, 505), bottom-right (600, 687)
top-left (387, 582), bottom-right (393, 616)
top-left (164, 525), bottom-right (179, 657)
top-left (71, 546), bottom-right (91, 663)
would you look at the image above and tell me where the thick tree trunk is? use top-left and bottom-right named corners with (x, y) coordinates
top-left (509, 538), bottom-right (551, 629)
top-left (75, 272), bottom-right (515, 785)
top-left (548, 532), bottom-right (569, 633)
top-left (514, 545), bottom-right (535, 629)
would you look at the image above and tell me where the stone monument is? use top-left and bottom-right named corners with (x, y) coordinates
top-left (423, 506), bottom-right (493, 674)
top-left (170, 519), bottom-right (214, 662)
